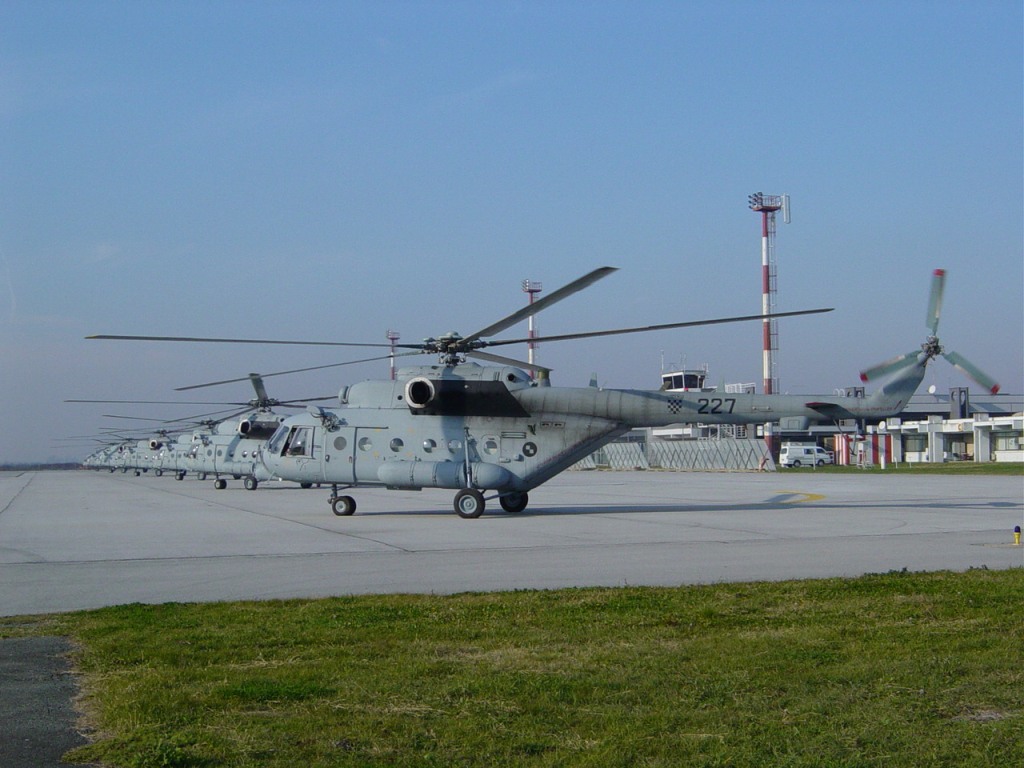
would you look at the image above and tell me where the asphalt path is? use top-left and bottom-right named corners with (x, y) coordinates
top-left (0, 636), bottom-right (93, 768)
top-left (2, 468), bottom-right (1022, 617)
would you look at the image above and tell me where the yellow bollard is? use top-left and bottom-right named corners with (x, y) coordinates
top-left (1015, 526), bottom-right (1021, 546)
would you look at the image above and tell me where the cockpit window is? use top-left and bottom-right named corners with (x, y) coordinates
top-left (267, 424), bottom-right (289, 455)
top-left (284, 426), bottom-right (315, 457)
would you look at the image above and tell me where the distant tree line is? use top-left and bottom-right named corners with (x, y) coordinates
top-left (0, 463), bottom-right (81, 471)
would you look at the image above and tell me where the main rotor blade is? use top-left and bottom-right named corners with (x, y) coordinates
top-left (162, 406), bottom-right (255, 423)
top-left (65, 399), bottom-right (239, 405)
top-left (926, 268), bottom-right (946, 335)
top-left (483, 307), bottom-right (833, 348)
top-left (248, 374), bottom-right (270, 403)
top-left (467, 350), bottom-right (553, 375)
top-left (274, 395), bottom-right (338, 406)
top-left (943, 351), bottom-right (1001, 394)
top-left (859, 350), bottom-right (921, 382)
top-left (87, 333), bottom-right (423, 349)
top-left (462, 266), bottom-right (618, 344)
top-left (174, 351), bottom-right (423, 391)
top-left (101, 414), bottom-right (178, 422)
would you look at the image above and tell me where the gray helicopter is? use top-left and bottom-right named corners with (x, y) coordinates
top-left (89, 267), bottom-right (997, 518)
top-left (70, 375), bottom-right (333, 488)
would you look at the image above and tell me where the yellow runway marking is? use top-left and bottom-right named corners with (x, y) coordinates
top-left (772, 491), bottom-right (827, 504)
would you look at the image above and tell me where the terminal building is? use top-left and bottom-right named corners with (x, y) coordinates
top-left (591, 366), bottom-right (1023, 471)
top-left (842, 388), bottom-right (1023, 465)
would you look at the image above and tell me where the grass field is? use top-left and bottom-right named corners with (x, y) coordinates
top-left (4, 569), bottom-right (1022, 767)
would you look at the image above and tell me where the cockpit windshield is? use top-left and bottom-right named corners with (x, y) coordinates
top-left (267, 424), bottom-right (289, 455)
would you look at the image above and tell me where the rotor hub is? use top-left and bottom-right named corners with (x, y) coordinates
top-left (921, 336), bottom-right (943, 360)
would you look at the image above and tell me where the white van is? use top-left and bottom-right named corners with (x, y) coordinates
top-left (780, 444), bottom-right (834, 468)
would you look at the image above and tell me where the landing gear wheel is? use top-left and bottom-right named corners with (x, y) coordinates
top-left (331, 495), bottom-right (356, 516)
top-left (499, 492), bottom-right (529, 513)
top-left (244, 476), bottom-right (258, 491)
top-left (300, 482), bottom-right (313, 489)
top-left (198, 472), bottom-right (208, 480)
top-left (454, 489), bottom-right (485, 519)
top-left (155, 469), bottom-right (163, 477)
top-left (214, 478), bottom-right (227, 490)
top-left (176, 472), bottom-right (185, 481)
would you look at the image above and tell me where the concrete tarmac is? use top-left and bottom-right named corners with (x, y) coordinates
top-left (2, 468), bottom-right (1022, 617)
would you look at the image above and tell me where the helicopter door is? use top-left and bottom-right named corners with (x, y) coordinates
top-left (278, 425), bottom-right (326, 484)
top-left (322, 427), bottom-right (356, 484)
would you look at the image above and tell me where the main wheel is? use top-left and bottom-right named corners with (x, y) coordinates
top-left (499, 492), bottom-right (529, 513)
top-left (454, 489), bottom-right (485, 519)
top-left (214, 478), bottom-right (227, 490)
top-left (331, 495), bottom-right (356, 516)
top-left (244, 476), bottom-right (258, 491)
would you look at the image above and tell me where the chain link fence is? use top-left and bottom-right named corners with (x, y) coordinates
top-left (572, 437), bottom-right (774, 472)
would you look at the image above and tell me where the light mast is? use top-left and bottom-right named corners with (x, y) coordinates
top-left (747, 192), bottom-right (789, 395)
top-left (521, 279), bottom-right (543, 377)
top-left (386, 329), bottom-right (400, 381)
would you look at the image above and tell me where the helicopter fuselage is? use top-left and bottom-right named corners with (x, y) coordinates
top-left (257, 360), bottom-right (926, 516)
top-left (181, 412), bottom-right (287, 487)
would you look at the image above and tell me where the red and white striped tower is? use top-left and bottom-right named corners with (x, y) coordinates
top-left (747, 192), bottom-right (788, 395)
top-left (521, 279), bottom-right (543, 377)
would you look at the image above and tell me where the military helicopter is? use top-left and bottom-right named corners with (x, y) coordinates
top-left (69, 375), bottom-right (333, 488)
top-left (88, 266), bottom-right (997, 518)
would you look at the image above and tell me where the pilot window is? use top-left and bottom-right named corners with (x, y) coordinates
top-left (284, 426), bottom-right (314, 457)
top-left (267, 425), bottom-right (289, 455)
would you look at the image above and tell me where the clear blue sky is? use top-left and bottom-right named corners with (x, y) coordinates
top-left (2, 1), bottom-right (1021, 463)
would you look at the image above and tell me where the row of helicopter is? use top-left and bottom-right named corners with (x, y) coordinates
top-left (75, 373), bottom-right (322, 490)
top-left (75, 266), bottom-right (999, 518)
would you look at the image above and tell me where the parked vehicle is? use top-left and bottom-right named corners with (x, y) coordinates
top-left (780, 444), bottom-right (834, 467)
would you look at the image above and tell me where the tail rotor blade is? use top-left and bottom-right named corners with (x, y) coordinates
top-left (859, 350), bottom-right (920, 383)
top-left (926, 268), bottom-right (946, 335)
top-left (943, 351), bottom-right (1001, 394)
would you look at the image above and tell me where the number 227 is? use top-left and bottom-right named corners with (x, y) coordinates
top-left (697, 398), bottom-right (736, 414)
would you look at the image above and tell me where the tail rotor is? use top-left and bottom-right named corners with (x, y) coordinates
top-left (860, 268), bottom-right (1000, 395)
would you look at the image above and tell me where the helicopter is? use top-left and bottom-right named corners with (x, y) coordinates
top-left (70, 374), bottom-right (333, 488)
top-left (88, 266), bottom-right (997, 518)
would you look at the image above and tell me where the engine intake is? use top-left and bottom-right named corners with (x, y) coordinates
top-left (404, 377), bottom-right (436, 410)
